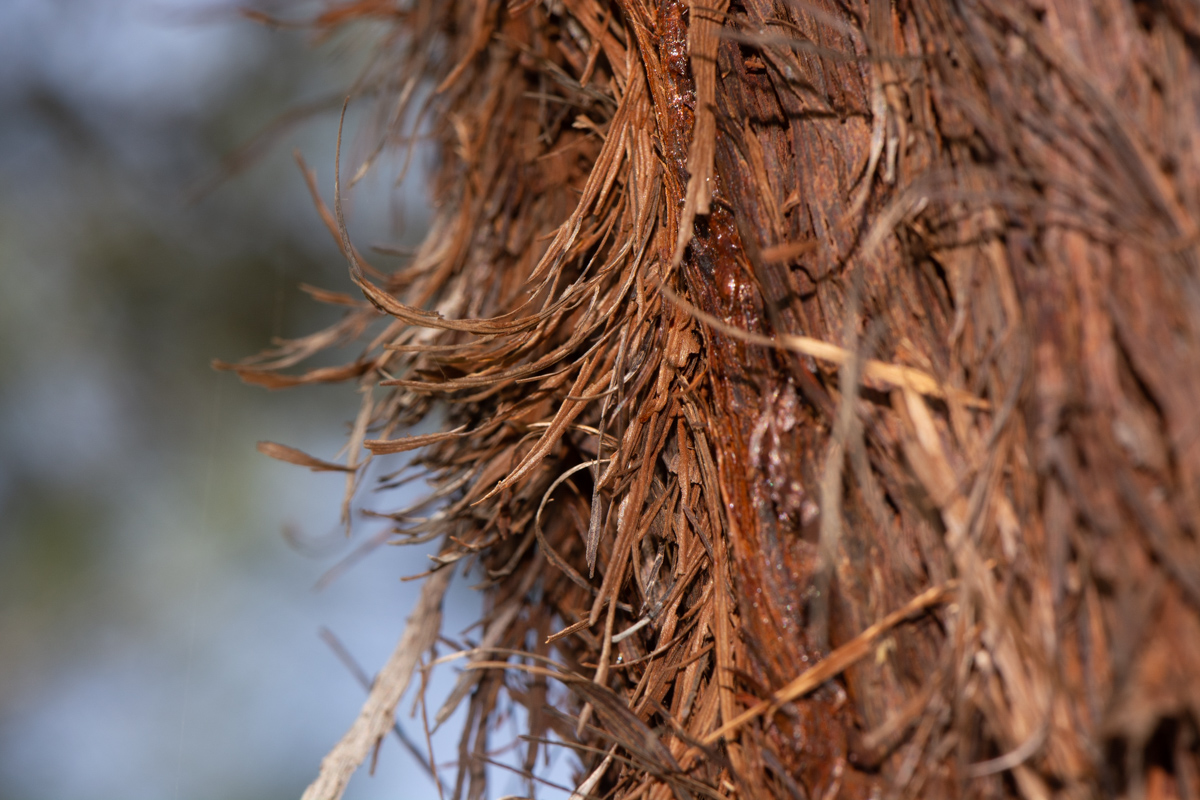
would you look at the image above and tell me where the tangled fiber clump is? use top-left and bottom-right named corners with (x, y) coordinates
top-left (222, 0), bottom-right (1200, 798)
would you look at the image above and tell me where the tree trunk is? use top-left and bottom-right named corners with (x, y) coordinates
top-left (227, 1), bottom-right (1200, 798)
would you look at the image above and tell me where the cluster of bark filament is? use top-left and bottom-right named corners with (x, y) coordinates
top-left (224, 1), bottom-right (1200, 799)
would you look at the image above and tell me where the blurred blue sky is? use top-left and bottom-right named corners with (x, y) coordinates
top-left (0, 2), bottom-right (511, 798)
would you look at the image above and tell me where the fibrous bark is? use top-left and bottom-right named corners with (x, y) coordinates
top-left (224, 1), bottom-right (1200, 798)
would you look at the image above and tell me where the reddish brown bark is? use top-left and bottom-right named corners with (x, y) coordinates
top-left (228, 2), bottom-right (1200, 798)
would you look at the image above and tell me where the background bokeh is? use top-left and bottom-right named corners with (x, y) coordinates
top-left (0, 2), bottom-right (519, 798)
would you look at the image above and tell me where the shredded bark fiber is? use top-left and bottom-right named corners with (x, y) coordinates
top-left (222, 1), bottom-right (1200, 798)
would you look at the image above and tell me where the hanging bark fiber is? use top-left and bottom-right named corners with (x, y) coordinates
top-left (222, 1), bottom-right (1200, 798)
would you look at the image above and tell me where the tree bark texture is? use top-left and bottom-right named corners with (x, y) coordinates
top-left (226, 1), bottom-right (1200, 798)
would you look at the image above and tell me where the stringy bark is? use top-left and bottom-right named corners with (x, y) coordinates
top-left (222, 1), bottom-right (1200, 799)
